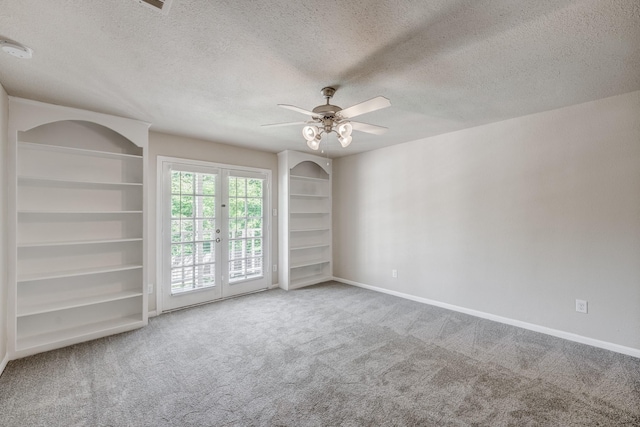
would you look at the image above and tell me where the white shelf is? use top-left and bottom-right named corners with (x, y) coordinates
top-left (290, 259), bottom-right (331, 269)
top-left (19, 141), bottom-right (142, 159)
top-left (291, 243), bottom-right (331, 251)
top-left (18, 264), bottom-right (143, 283)
top-left (290, 193), bottom-right (329, 198)
top-left (291, 274), bottom-right (332, 289)
top-left (18, 238), bottom-right (142, 248)
top-left (291, 211), bottom-right (331, 215)
top-left (16, 315), bottom-right (143, 352)
top-left (290, 175), bottom-right (329, 182)
top-left (291, 227), bottom-right (330, 232)
top-left (18, 210), bottom-right (143, 215)
top-left (18, 175), bottom-right (142, 187)
top-left (18, 291), bottom-right (143, 317)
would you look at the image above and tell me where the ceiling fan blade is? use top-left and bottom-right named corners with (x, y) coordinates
top-left (278, 104), bottom-right (323, 118)
top-left (350, 121), bottom-right (388, 135)
top-left (261, 121), bottom-right (311, 128)
top-left (337, 96), bottom-right (391, 119)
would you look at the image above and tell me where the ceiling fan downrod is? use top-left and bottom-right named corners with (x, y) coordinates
top-left (321, 86), bottom-right (336, 102)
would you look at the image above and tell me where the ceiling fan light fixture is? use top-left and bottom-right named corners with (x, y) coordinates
top-left (307, 134), bottom-right (321, 150)
top-left (302, 125), bottom-right (319, 142)
top-left (265, 87), bottom-right (390, 152)
top-left (337, 122), bottom-right (353, 138)
top-left (338, 135), bottom-right (353, 148)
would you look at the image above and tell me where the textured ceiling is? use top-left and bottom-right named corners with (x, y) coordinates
top-left (0, 0), bottom-right (639, 157)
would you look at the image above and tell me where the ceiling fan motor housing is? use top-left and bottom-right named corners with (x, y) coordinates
top-left (313, 87), bottom-right (343, 132)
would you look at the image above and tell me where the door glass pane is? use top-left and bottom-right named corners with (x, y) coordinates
top-left (170, 170), bottom-right (217, 294)
top-left (228, 176), bottom-right (265, 283)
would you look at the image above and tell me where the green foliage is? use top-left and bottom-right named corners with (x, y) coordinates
top-left (170, 170), bottom-right (266, 287)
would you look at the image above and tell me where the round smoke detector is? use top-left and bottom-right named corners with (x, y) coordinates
top-left (1, 40), bottom-right (33, 59)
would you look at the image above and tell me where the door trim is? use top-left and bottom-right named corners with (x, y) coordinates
top-left (156, 156), bottom-right (272, 314)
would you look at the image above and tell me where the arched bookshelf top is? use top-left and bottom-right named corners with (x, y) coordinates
top-left (279, 150), bottom-right (332, 177)
top-left (20, 120), bottom-right (143, 156)
top-left (8, 97), bottom-right (149, 148)
top-left (290, 160), bottom-right (330, 180)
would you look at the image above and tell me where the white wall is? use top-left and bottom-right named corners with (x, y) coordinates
top-left (333, 90), bottom-right (640, 352)
top-left (147, 132), bottom-right (278, 313)
top-left (0, 83), bottom-right (9, 370)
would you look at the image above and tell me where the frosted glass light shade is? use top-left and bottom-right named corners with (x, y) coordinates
top-left (338, 135), bottom-right (352, 148)
top-left (302, 125), bottom-right (319, 141)
top-left (307, 135), bottom-right (321, 150)
top-left (337, 122), bottom-right (352, 138)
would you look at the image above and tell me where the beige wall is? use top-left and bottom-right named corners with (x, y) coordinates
top-left (147, 131), bottom-right (278, 313)
top-left (333, 90), bottom-right (640, 351)
top-left (0, 83), bottom-right (8, 364)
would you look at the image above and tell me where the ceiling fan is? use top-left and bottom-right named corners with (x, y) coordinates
top-left (262, 87), bottom-right (391, 150)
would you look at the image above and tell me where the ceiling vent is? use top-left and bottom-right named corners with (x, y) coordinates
top-left (134, 0), bottom-right (173, 15)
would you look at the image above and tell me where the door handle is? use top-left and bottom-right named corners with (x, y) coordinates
top-left (215, 237), bottom-right (221, 243)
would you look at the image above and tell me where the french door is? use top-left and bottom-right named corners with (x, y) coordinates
top-left (160, 158), bottom-right (270, 311)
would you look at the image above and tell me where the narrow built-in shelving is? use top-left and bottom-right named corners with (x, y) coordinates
top-left (278, 150), bottom-right (332, 290)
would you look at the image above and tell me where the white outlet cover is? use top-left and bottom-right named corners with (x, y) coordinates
top-left (576, 299), bottom-right (588, 313)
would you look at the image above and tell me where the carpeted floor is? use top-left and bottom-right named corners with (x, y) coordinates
top-left (1, 281), bottom-right (639, 426)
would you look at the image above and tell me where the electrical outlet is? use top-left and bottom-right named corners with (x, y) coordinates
top-left (575, 299), bottom-right (588, 313)
top-left (392, 269), bottom-right (398, 278)
top-left (273, 208), bottom-right (277, 216)
top-left (148, 283), bottom-right (154, 294)
top-left (273, 264), bottom-right (277, 272)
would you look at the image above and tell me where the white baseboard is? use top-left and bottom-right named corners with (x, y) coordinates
top-left (333, 277), bottom-right (640, 359)
top-left (0, 352), bottom-right (8, 377)
top-left (148, 310), bottom-right (158, 318)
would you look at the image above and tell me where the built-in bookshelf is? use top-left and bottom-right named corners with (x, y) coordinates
top-left (8, 98), bottom-right (150, 359)
top-left (278, 150), bottom-right (332, 290)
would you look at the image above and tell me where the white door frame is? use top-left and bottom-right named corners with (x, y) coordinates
top-left (156, 156), bottom-right (271, 313)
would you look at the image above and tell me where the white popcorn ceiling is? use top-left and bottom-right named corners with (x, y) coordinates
top-left (0, 0), bottom-right (638, 156)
